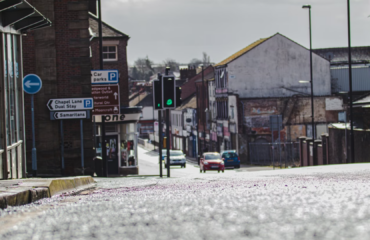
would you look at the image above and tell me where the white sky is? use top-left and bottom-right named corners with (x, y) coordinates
top-left (101, 0), bottom-right (370, 65)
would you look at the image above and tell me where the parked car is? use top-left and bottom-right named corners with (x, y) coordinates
top-left (164, 150), bottom-right (187, 168)
top-left (161, 149), bottom-right (167, 161)
top-left (200, 152), bottom-right (225, 173)
top-left (221, 150), bottom-right (240, 168)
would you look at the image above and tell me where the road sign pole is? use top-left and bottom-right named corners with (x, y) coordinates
top-left (102, 116), bottom-right (107, 177)
top-left (60, 120), bottom-right (65, 175)
top-left (159, 111), bottom-right (163, 178)
top-left (31, 94), bottom-right (37, 176)
top-left (80, 119), bottom-right (84, 175)
top-left (166, 109), bottom-right (170, 178)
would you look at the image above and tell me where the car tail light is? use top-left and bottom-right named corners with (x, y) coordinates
top-left (238, 156), bottom-right (240, 162)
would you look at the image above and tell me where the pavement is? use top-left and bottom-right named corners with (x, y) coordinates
top-left (0, 176), bottom-right (95, 209)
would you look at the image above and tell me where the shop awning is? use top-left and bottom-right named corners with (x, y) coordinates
top-left (0, 0), bottom-right (52, 33)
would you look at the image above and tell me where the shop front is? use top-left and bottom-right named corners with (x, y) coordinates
top-left (93, 107), bottom-right (141, 176)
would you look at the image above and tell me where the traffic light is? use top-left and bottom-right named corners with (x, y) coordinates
top-left (153, 79), bottom-right (162, 110)
top-left (175, 87), bottom-right (182, 107)
top-left (162, 75), bottom-right (175, 109)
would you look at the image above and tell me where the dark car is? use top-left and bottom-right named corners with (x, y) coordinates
top-left (221, 150), bottom-right (240, 168)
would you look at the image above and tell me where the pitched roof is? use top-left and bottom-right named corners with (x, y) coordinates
top-left (313, 46), bottom-right (370, 64)
top-left (129, 92), bottom-right (150, 107)
top-left (176, 95), bottom-right (197, 110)
top-left (181, 65), bottom-right (214, 101)
top-left (215, 33), bottom-right (329, 67)
top-left (215, 37), bottom-right (271, 67)
top-left (89, 13), bottom-right (129, 38)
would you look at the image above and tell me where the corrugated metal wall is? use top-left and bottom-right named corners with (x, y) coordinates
top-left (331, 66), bottom-right (370, 92)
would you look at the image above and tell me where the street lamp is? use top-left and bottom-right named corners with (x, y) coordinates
top-left (302, 4), bottom-right (315, 139)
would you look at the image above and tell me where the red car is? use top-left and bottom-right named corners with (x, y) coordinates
top-left (200, 152), bottom-right (225, 173)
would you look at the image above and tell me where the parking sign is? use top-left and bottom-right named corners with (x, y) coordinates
top-left (91, 70), bottom-right (119, 84)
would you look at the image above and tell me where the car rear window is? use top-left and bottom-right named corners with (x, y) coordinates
top-left (205, 153), bottom-right (221, 160)
top-left (170, 151), bottom-right (184, 156)
top-left (222, 152), bottom-right (238, 158)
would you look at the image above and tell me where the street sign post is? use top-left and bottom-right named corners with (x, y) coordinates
top-left (23, 74), bottom-right (42, 94)
top-left (23, 74), bottom-right (43, 177)
top-left (91, 85), bottom-right (120, 115)
top-left (50, 111), bottom-right (90, 120)
top-left (47, 97), bottom-right (93, 175)
top-left (91, 70), bottom-right (119, 84)
top-left (47, 98), bottom-right (94, 111)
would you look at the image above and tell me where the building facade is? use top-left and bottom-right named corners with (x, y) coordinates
top-left (0, 0), bottom-right (51, 179)
top-left (214, 33), bottom-right (339, 164)
top-left (22, 0), bottom-right (135, 176)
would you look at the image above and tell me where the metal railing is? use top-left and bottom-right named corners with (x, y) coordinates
top-left (249, 142), bottom-right (300, 167)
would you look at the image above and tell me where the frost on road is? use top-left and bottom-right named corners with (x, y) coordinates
top-left (2, 164), bottom-right (370, 240)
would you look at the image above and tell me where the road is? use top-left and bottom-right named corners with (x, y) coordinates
top-left (2, 148), bottom-right (370, 239)
top-left (137, 146), bottom-right (234, 177)
top-left (137, 146), bottom-right (273, 177)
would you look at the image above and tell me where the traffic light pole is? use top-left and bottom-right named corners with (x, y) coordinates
top-left (158, 110), bottom-right (163, 178)
top-left (166, 109), bottom-right (170, 177)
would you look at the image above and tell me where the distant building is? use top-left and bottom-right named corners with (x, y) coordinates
top-left (213, 33), bottom-right (343, 164)
top-left (313, 46), bottom-right (370, 94)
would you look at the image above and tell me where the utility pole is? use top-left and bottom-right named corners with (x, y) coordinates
top-left (347, 0), bottom-right (355, 163)
top-left (98, 0), bottom-right (107, 175)
top-left (165, 67), bottom-right (171, 178)
top-left (202, 66), bottom-right (206, 153)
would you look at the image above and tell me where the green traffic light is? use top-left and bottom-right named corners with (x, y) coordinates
top-left (158, 103), bottom-right (160, 107)
top-left (166, 99), bottom-right (173, 105)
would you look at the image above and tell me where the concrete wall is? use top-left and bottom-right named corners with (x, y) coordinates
top-left (227, 34), bottom-right (331, 98)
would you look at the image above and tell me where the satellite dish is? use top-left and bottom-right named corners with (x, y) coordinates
top-left (220, 71), bottom-right (224, 79)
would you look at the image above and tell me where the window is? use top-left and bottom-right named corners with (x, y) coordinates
top-left (103, 46), bottom-right (117, 61)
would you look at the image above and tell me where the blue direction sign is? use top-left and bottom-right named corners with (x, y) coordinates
top-left (23, 74), bottom-right (42, 94)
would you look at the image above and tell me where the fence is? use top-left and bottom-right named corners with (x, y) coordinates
top-left (249, 142), bottom-right (300, 167)
top-left (299, 134), bottom-right (329, 166)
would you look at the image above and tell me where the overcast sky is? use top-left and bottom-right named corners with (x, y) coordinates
top-left (102, 0), bottom-right (370, 65)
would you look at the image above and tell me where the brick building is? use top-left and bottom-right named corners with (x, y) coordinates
top-left (89, 13), bottom-right (130, 107)
top-left (22, 0), bottom-right (132, 176)
top-left (194, 66), bottom-right (214, 155)
top-left (22, 0), bottom-right (95, 176)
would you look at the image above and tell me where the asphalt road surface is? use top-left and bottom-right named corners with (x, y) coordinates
top-left (2, 148), bottom-right (370, 239)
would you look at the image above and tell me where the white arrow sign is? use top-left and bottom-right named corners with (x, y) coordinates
top-left (47, 98), bottom-right (94, 111)
top-left (114, 92), bottom-right (118, 100)
top-left (54, 111), bottom-right (87, 120)
top-left (25, 80), bottom-right (40, 88)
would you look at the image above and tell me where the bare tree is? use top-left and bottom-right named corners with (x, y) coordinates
top-left (163, 58), bottom-right (179, 71)
top-left (189, 58), bottom-right (202, 68)
top-left (134, 56), bottom-right (154, 81)
top-left (202, 52), bottom-right (211, 66)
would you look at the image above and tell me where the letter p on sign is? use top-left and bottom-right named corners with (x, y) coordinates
top-left (108, 72), bottom-right (118, 81)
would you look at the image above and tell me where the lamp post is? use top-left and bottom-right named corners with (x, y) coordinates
top-left (302, 5), bottom-right (315, 139)
top-left (347, 0), bottom-right (355, 163)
